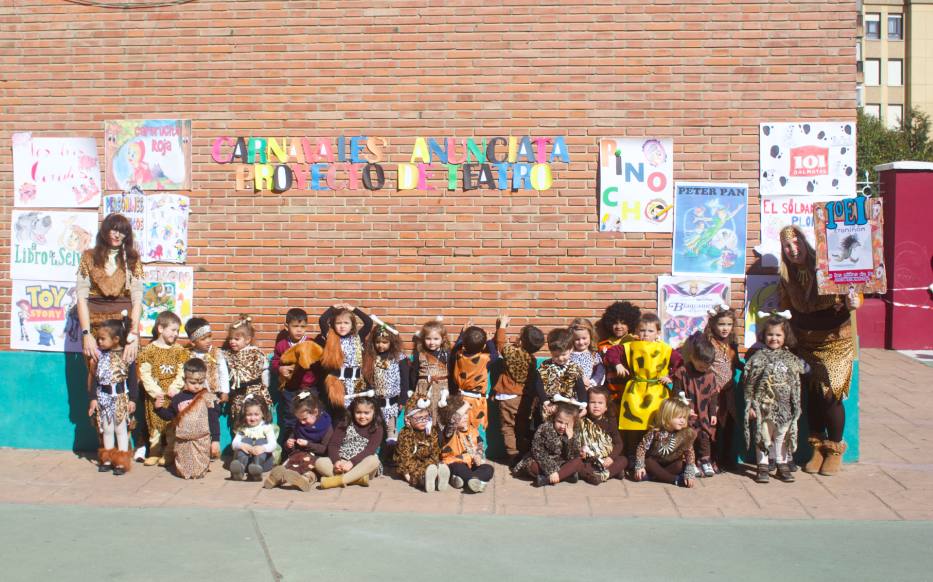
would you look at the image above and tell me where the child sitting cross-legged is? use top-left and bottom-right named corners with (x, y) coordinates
top-left (515, 401), bottom-right (585, 487)
top-left (633, 397), bottom-right (698, 488)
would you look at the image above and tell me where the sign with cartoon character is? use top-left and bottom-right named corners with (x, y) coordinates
top-left (759, 122), bottom-right (855, 197)
top-left (744, 274), bottom-right (780, 349)
top-left (9, 280), bottom-right (82, 352)
top-left (10, 210), bottom-right (99, 280)
top-left (657, 275), bottom-right (731, 349)
top-left (813, 196), bottom-right (887, 295)
top-left (598, 138), bottom-right (674, 233)
top-left (142, 194), bottom-right (190, 264)
top-left (102, 188), bottom-right (146, 252)
top-left (12, 133), bottom-right (101, 208)
top-left (756, 194), bottom-right (847, 268)
top-left (141, 266), bottom-right (193, 337)
top-left (672, 182), bottom-right (748, 277)
top-left (104, 119), bottom-right (192, 191)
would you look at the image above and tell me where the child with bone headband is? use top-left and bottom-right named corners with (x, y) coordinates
top-left (362, 316), bottom-right (409, 446)
top-left (394, 406), bottom-right (447, 492)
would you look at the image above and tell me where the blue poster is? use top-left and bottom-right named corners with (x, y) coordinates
top-left (672, 182), bottom-right (748, 277)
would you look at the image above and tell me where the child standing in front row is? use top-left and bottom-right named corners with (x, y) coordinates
top-left (317, 395), bottom-right (384, 489)
top-left (744, 315), bottom-right (806, 484)
top-left (230, 396), bottom-right (277, 481)
top-left (395, 407), bottom-right (446, 493)
top-left (596, 301), bottom-right (641, 401)
top-left (409, 318), bottom-right (451, 426)
top-left (88, 319), bottom-right (137, 475)
top-left (492, 316), bottom-right (545, 463)
top-left (137, 311), bottom-right (189, 466)
top-left (633, 397), bottom-right (698, 488)
top-left (703, 306), bottom-right (742, 470)
top-left (440, 394), bottom-right (494, 493)
top-left (674, 334), bottom-right (719, 478)
top-left (224, 314), bottom-right (271, 423)
top-left (319, 304), bottom-right (373, 412)
top-left (155, 358), bottom-right (220, 479)
top-left (568, 318), bottom-right (605, 390)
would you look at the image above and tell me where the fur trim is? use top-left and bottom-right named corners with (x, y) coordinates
top-left (320, 331), bottom-right (344, 371)
top-left (98, 448), bottom-right (113, 466)
top-left (111, 450), bottom-right (132, 471)
top-left (808, 435), bottom-right (824, 447)
top-left (174, 389), bottom-right (212, 424)
top-left (823, 440), bottom-right (847, 455)
top-left (324, 375), bottom-right (346, 408)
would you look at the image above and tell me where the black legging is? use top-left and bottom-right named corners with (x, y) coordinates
top-left (808, 387), bottom-right (845, 442)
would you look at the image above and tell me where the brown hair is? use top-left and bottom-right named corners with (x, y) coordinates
top-left (703, 307), bottom-right (738, 346)
top-left (92, 213), bottom-right (140, 273)
top-left (235, 396), bottom-right (271, 430)
top-left (568, 318), bottom-right (597, 352)
top-left (291, 392), bottom-right (323, 416)
top-left (546, 327), bottom-right (574, 353)
top-left (638, 312), bottom-right (662, 331)
top-left (413, 319), bottom-right (451, 355)
top-left (362, 322), bottom-right (405, 386)
top-left (321, 308), bottom-right (358, 370)
top-left (758, 316), bottom-right (797, 349)
top-left (152, 310), bottom-right (182, 340)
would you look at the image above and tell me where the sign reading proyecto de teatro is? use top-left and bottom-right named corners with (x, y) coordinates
top-left (212, 136), bottom-right (571, 192)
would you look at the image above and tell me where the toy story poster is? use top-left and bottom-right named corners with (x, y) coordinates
top-left (657, 275), bottom-right (731, 349)
top-left (744, 275), bottom-right (780, 349)
top-left (672, 182), bottom-right (748, 277)
top-left (141, 266), bottom-right (193, 337)
top-left (10, 210), bottom-right (99, 280)
top-left (598, 138), bottom-right (674, 233)
top-left (759, 122), bottom-right (855, 197)
top-left (9, 280), bottom-right (81, 352)
top-left (813, 196), bottom-right (887, 295)
top-left (12, 133), bottom-right (101, 208)
top-left (104, 119), bottom-right (192, 191)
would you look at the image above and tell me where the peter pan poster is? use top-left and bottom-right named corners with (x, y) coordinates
top-left (672, 182), bottom-right (748, 277)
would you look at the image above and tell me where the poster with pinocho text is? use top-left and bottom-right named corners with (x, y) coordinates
top-left (10, 279), bottom-right (82, 352)
top-left (141, 265), bottom-right (193, 337)
top-left (599, 138), bottom-right (674, 233)
top-left (672, 182), bottom-right (748, 277)
top-left (657, 275), bottom-right (731, 349)
top-left (104, 119), bottom-right (192, 191)
top-left (744, 275), bottom-right (780, 349)
top-left (759, 122), bottom-right (855, 197)
top-left (756, 194), bottom-right (847, 268)
top-left (813, 196), bottom-right (887, 295)
top-left (10, 210), bottom-right (99, 280)
top-left (12, 133), bottom-right (101, 208)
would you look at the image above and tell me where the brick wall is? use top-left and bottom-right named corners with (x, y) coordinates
top-left (0, 0), bottom-right (857, 349)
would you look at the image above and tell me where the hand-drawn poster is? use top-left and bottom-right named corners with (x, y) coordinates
top-left (104, 119), bottom-right (192, 191)
top-left (143, 194), bottom-right (190, 263)
top-left (756, 194), bottom-right (847, 268)
top-left (10, 210), bottom-right (98, 280)
top-left (759, 122), bottom-right (855, 197)
top-left (744, 275), bottom-right (780, 349)
top-left (12, 133), bottom-right (101, 208)
top-left (657, 275), bottom-right (731, 349)
top-left (598, 138), bottom-right (674, 233)
top-left (672, 182), bottom-right (748, 277)
top-left (102, 188), bottom-right (146, 250)
top-left (813, 197), bottom-right (887, 295)
top-left (141, 266), bottom-right (194, 337)
top-left (9, 279), bottom-right (82, 352)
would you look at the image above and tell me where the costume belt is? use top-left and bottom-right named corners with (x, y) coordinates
top-left (631, 376), bottom-right (666, 385)
top-left (334, 366), bottom-right (361, 380)
top-left (232, 378), bottom-right (262, 391)
top-left (461, 390), bottom-right (484, 399)
top-left (98, 382), bottom-right (126, 396)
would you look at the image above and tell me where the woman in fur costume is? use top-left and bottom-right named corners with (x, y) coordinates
top-left (318, 304), bottom-right (373, 413)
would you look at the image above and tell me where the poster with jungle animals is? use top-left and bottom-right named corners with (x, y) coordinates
top-left (102, 188), bottom-right (146, 252)
top-left (12, 133), bottom-right (101, 208)
top-left (598, 138), bottom-right (674, 233)
top-left (9, 279), bottom-right (82, 352)
top-left (744, 275), bottom-right (780, 349)
top-left (104, 120), bottom-right (192, 191)
top-left (756, 194), bottom-right (847, 268)
top-left (813, 196), bottom-right (887, 295)
top-left (10, 210), bottom-right (99, 280)
top-left (657, 275), bottom-right (731, 349)
top-left (141, 266), bottom-right (193, 337)
top-left (759, 122), bottom-right (855, 197)
top-left (143, 194), bottom-right (190, 263)
top-left (672, 182), bottom-right (748, 277)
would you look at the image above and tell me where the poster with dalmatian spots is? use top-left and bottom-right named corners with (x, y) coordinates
top-left (759, 122), bottom-right (855, 197)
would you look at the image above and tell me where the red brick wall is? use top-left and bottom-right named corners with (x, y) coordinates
top-left (0, 0), bottom-right (857, 349)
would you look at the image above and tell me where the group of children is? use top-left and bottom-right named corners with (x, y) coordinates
top-left (86, 299), bottom-right (810, 492)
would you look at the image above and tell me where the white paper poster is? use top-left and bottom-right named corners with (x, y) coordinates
top-left (756, 195), bottom-right (846, 268)
top-left (9, 279), bottom-right (82, 352)
top-left (599, 138), bottom-right (674, 233)
top-left (657, 275), bottom-right (731, 349)
top-left (142, 194), bottom-right (190, 263)
top-left (102, 188), bottom-right (146, 250)
top-left (12, 133), bottom-right (101, 208)
top-left (10, 210), bottom-right (98, 280)
top-left (759, 122), bottom-right (856, 197)
top-left (141, 265), bottom-right (194, 337)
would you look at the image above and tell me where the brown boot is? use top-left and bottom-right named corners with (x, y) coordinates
top-left (803, 436), bottom-right (825, 473)
top-left (819, 441), bottom-right (846, 476)
top-left (282, 469), bottom-right (312, 492)
top-left (263, 465), bottom-right (285, 489)
top-left (319, 475), bottom-right (345, 489)
top-left (350, 474), bottom-right (370, 488)
top-left (111, 450), bottom-right (132, 475)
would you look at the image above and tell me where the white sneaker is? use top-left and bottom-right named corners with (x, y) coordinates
top-left (701, 461), bottom-right (715, 478)
top-left (423, 464), bottom-right (438, 493)
top-left (467, 479), bottom-right (487, 493)
top-left (437, 464), bottom-right (451, 492)
top-left (450, 475), bottom-right (464, 489)
top-left (133, 447), bottom-right (146, 462)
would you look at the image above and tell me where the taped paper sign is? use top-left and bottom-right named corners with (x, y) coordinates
top-left (813, 197), bottom-right (887, 295)
top-left (756, 194), bottom-right (846, 268)
top-left (141, 265), bottom-right (193, 337)
top-left (104, 120), bottom-right (192, 191)
top-left (143, 194), bottom-right (190, 264)
top-left (744, 275), bottom-right (780, 349)
top-left (12, 133), bottom-right (101, 208)
top-left (10, 280), bottom-right (82, 352)
top-left (657, 275), bottom-right (731, 349)
top-left (10, 210), bottom-right (99, 280)
top-left (102, 188), bottom-right (146, 251)
top-left (599, 138), bottom-right (674, 233)
top-left (672, 182), bottom-right (748, 277)
top-left (759, 122), bottom-right (855, 197)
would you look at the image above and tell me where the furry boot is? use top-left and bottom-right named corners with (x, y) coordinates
top-left (803, 436), bottom-right (826, 473)
top-left (111, 450), bottom-right (132, 476)
top-left (263, 465), bottom-right (285, 489)
top-left (98, 448), bottom-right (113, 472)
top-left (282, 469), bottom-right (312, 492)
top-left (819, 441), bottom-right (846, 476)
top-left (350, 474), bottom-right (370, 487)
top-left (319, 475), bottom-right (345, 489)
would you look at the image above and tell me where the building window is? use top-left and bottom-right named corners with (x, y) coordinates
top-left (865, 59), bottom-right (881, 86)
top-left (865, 13), bottom-right (881, 39)
top-left (864, 104), bottom-right (881, 118)
top-left (887, 104), bottom-right (903, 129)
top-left (888, 59), bottom-right (903, 86)
top-left (888, 13), bottom-right (903, 40)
